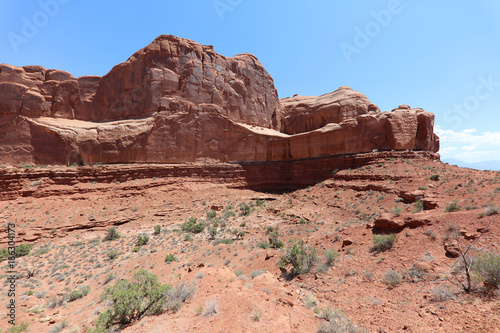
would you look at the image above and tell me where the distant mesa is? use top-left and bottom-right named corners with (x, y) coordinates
top-left (0, 34), bottom-right (439, 166)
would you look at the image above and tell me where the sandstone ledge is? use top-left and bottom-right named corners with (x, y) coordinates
top-left (0, 150), bottom-right (439, 198)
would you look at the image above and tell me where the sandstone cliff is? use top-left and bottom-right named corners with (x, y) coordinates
top-left (0, 35), bottom-right (439, 166)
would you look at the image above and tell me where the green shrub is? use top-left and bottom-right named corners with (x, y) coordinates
top-left (212, 239), bottom-right (233, 246)
top-left (258, 241), bottom-right (270, 249)
top-left (391, 203), bottom-right (402, 216)
top-left (230, 229), bottom-right (245, 239)
top-left (444, 200), bottom-right (461, 212)
top-left (418, 186), bottom-right (427, 190)
top-left (94, 270), bottom-right (170, 330)
top-left (207, 226), bottom-right (218, 239)
top-left (223, 210), bottom-right (236, 218)
top-left (206, 210), bottom-right (217, 219)
top-left (181, 218), bottom-right (205, 234)
top-left (252, 309), bottom-right (262, 322)
top-left (324, 249), bottom-right (339, 266)
top-left (239, 203), bottom-right (253, 216)
top-left (104, 273), bottom-right (116, 285)
top-left (430, 174), bottom-right (440, 181)
top-left (255, 199), bottom-right (266, 207)
top-left (265, 226), bottom-right (276, 234)
top-left (370, 234), bottom-right (397, 253)
top-left (0, 244), bottom-right (33, 261)
top-left (135, 234), bottom-right (149, 247)
top-left (32, 244), bottom-right (51, 256)
top-left (69, 285), bottom-right (90, 302)
top-left (7, 321), bottom-right (29, 333)
top-left (69, 290), bottom-right (82, 302)
top-left (103, 227), bottom-right (120, 241)
top-left (16, 243), bottom-right (32, 257)
top-left (165, 254), bottom-right (176, 262)
top-left (268, 231), bottom-right (284, 249)
top-left (278, 239), bottom-right (319, 277)
top-left (411, 200), bottom-right (424, 213)
top-left (153, 225), bottom-right (161, 235)
top-left (1, 249), bottom-right (10, 261)
top-left (472, 252), bottom-right (500, 289)
top-left (107, 250), bottom-right (119, 260)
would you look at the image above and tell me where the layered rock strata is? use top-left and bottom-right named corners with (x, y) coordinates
top-left (0, 35), bottom-right (439, 166)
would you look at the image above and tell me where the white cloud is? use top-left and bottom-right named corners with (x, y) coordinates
top-left (435, 126), bottom-right (500, 163)
top-left (462, 144), bottom-right (477, 151)
top-left (462, 128), bottom-right (477, 134)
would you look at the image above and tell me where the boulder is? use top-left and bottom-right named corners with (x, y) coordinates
top-left (374, 213), bottom-right (432, 232)
top-left (444, 242), bottom-right (460, 258)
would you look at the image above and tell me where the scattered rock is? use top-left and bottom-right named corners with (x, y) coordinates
top-left (23, 234), bottom-right (40, 242)
top-left (464, 232), bottom-right (479, 240)
top-left (342, 239), bottom-right (353, 247)
top-left (374, 213), bottom-right (431, 232)
top-left (444, 242), bottom-right (460, 258)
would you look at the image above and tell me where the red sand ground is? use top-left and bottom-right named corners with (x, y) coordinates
top-left (0, 156), bottom-right (499, 332)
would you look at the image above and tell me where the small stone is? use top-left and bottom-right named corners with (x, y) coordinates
top-left (444, 242), bottom-right (460, 258)
top-left (342, 239), bottom-right (353, 247)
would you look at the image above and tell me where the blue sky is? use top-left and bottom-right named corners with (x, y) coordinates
top-left (1, 0), bottom-right (499, 166)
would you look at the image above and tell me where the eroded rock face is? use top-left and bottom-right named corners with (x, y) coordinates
top-left (0, 34), bottom-right (439, 166)
top-left (84, 35), bottom-right (283, 129)
top-left (280, 86), bottom-right (380, 134)
top-left (281, 91), bottom-right (439, 153)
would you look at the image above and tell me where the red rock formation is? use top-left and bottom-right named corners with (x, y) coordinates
top-left (0, 150), bottom-right (439, 199)
top-left (280, 86), bottom-right (380, 134)
top-left (0, 35), bottom-right (439, 166)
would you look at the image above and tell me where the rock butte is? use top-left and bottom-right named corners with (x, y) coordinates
top-left (0, 34), bottom-right (439, 166)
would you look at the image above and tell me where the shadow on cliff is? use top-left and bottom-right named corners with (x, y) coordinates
top-left (238, 154), bottom-right (365, 193)
top-left (238, 151), bottom-right (439, 193)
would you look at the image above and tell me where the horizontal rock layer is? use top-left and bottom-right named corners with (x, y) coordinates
top-left (0, 151), bottom-right (439, 199)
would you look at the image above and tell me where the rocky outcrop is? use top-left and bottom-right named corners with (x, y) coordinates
top-left (280, 86), bottom-right (380, 134)
top-left (0, 35), bottom-right (439, 166)
top-left (281, 91), bottom-right (439, 153)
top-left (0, 150), bottom-right (439, 199)
top-left (374, 213), bottom-right (433, 233)
top-left (0, 35), bottom-right (282, 128)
